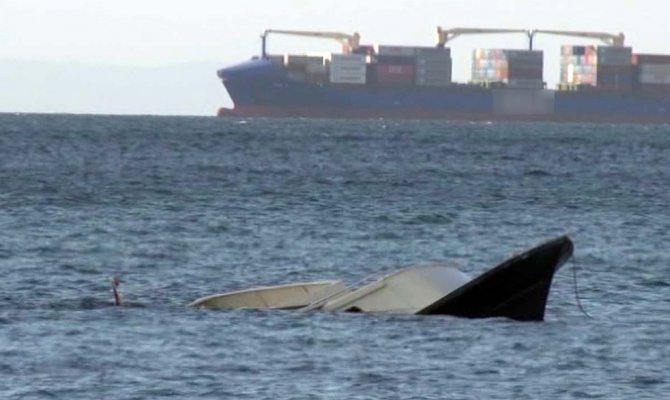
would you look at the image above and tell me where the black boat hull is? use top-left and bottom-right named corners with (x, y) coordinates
top-left (417, 236), bottom-right (574, 321)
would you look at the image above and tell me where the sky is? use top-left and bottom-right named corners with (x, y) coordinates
top-left (1, 0), bottom-right (668, 115)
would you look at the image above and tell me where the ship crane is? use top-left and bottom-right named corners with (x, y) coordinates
top-left (261, 29), bottom-right (361, 57)
top-left (437, 27), bottom-right (530, 48)
top-left (529, 29), bottom-right (625, 49)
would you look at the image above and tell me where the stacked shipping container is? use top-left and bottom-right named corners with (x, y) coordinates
top-left (560, 45), bottom-right (597, 86)
top-left (415, 47), bottom-right (452, 87)
top-left (596, 46), bottom-right (633, 91)
top-left (285, 55), bottom-right (327, 83)
top-left (560, 45), bottom-right (634, 91)
top-left (365, 45), bottom-right (452, 87)
top-left (472, 49), bottom-right (507, 83)
top-left (633, 54), bottom-right (670, 94)
top-left (330, 54), bottom-right (367, 84)
top-left (277, 43), bottom-right (670, 95)
top-left (371, 45), bottom-right (417, 86)
top-left (506, 50), bottom-right (544, 88)
top-left (472, 49), bottom-right (543, 88)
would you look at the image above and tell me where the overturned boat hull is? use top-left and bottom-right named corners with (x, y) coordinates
top-left (417, 235), bottom-right (574, 321)
top-left (190, 236), bottom-right (574, 321)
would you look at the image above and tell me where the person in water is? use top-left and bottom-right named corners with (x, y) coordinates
top-left (111, 276), bottom-right (122, 306)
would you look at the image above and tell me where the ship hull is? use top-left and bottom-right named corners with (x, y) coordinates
top-left (218, 59), bottom-right (670, 124)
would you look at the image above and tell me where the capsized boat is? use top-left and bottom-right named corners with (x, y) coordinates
top-left (190, 236), bottom-right (574, 321)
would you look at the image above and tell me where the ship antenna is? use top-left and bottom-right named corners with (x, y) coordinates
top-left (569, 256), bottom-right (592, 319)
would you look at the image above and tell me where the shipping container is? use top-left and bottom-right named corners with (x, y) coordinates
top-left (305, 63), bottom-right (328, 74)
top-left (506, 50), bottom-right (543, 64)
top-left (508, 68), bottom-right (543, 80)
top-left (267, 54), bottom-right (285, 66)
top-left (415, 49), bottom-right (452, 87)
top-left (416, 47), bottom-right (451, 57)
top-left (286, 55), bottom-right (324, 66)
top-left (596, 64), bottom-right (634, 88)
top-left (632, 53), bottom-right (670, 64)
top-left (416, 62), bottom-right (452, 87)
top-left (372, 64), bottom-right (415, 86)
top-left (637, 63), bottom-right (670, 84)
top-left (377, 45), bottom-right (418, 57)
top-left (596, 46), bottom-right (633, 65)
top-left (597, 64), bottom-right (635, 74)
top-left (330, 75), bottom-right (366, 84)
top-left (560, 45), bottom-right (598, 86)
top-left (330, 54), bottom-right (366, 84)
top-left (376, 55), bottom-right (416, 65)
top-left (472, 49), bottom-right (542, 85)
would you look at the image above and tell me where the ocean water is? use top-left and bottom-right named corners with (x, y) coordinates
top-left (0, 113), bottom-right (669, 399)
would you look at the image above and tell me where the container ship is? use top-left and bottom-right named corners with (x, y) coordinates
top-left (216, 27), bottom-right (670, 123)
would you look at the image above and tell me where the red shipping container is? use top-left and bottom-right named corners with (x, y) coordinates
top-left (374, 64), bottom-right (415, 85)
top-left (376, 64), bottom-right (414, 75)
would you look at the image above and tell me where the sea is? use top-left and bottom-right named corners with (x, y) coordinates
top-left (0, 113), bottom-right (668, 399)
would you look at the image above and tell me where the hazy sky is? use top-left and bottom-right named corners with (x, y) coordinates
top-left (2, 0), bottom-right (668, 115)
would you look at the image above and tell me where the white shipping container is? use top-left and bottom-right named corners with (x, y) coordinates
top-left (330, 53), bottom-right (366, 84)
top-left (330, 74), bottom-right (366, 84)
top-left (472, 69), bottom-right (500, 79)
top-left (331, 54), bottom-right (367, 64)
top-left (330, 60), bottom-right (366, 67)
top-left (563, 63), bottom-right (596, 74)
top-left (331, 64), bottom-right (366, 72)
top-left (286, 55), bottom-right (324, 66)
top-left (330, 71), bottom-right (366, 81)
top-left (330, 72), bottom-right (366, 81)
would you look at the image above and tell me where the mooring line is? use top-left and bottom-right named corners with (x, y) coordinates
top-left (570, 255), bottom-right (593, 319)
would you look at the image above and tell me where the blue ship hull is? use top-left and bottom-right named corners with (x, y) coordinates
top-left (218, 59), bottom-right (670, 123)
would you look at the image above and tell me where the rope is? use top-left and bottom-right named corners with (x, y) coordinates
top-left (570, 255), bottom-right (593, 319)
